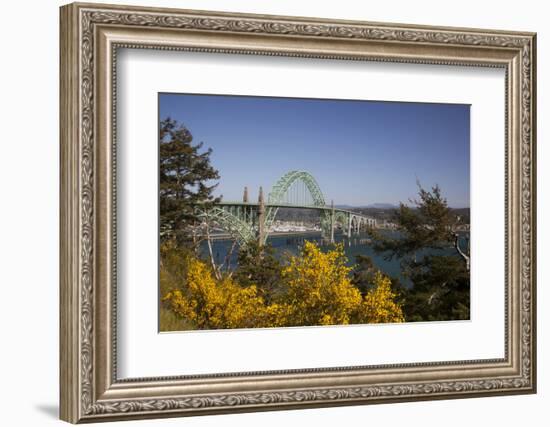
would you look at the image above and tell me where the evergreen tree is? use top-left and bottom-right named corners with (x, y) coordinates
top-left (159, 117), bottom-right (220, 244)
top-left (234, 242), bottom-right (284, 302)
top-left (368, 184), bottom-right (470, 321)
top-left (404, 255), bottom-right (470, 321)
top-left (351, 255), bottom-right (377, 294)
top-left (369, 184), bottom-right (455, 258)
top-left (351, 254), bottom-right (406, 304)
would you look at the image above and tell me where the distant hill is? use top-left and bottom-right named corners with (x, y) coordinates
top-left (335, 203), bottom-right (397, 209)
top-left (343, 205), bottom-right (470, 223)
top-left (365, 203), bottom-right (398, 209)
top-left (275, 204), bottom-right (469, 224)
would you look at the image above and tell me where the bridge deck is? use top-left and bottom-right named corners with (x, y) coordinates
top-left (216, 201), bottom-right (373, 218)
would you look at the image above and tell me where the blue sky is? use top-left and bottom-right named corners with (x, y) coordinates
top-left (159, 93), bottom-right (470, 208)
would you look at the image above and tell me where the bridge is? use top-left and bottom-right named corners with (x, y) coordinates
top-left (199, 170), bottom-right (376, 246)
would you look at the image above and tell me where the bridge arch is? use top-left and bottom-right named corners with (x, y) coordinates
top-left (268, 170), bottom-right (326, 206)
top-left (265, 171), bottom-right (328, 238)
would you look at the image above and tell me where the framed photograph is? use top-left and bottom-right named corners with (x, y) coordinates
top-left (60, 2), bottom-right (537, 423)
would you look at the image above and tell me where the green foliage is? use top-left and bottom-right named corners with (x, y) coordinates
top-left (367, 183), bottom-right (470, 322)
top-left (234, 241), bottom-right (284, 302)
top-left (159, 239), bottom-right (193, 298)
top-left (351, 254), bottom-right (406, 305)
top-left (351, 255), bottom-right (378, 294)
top-left (404, 255), bottom-right (470, 321)
top-left (369, 184), bottom-right (455, 260)
top-left (159, 240), bottom-right (199, 331)
top-left (159, 117), bottom-right (220, 244)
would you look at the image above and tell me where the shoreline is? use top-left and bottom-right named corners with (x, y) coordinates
top-left (209, 230), bottom-right (323, 241)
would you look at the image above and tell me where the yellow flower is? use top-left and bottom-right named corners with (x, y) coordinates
top-left (355, 272), bottom-right (404, 324)
top-left (161, 240), bottom-right (404, 330)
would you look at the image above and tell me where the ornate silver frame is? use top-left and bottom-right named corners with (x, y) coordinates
top-left (60, 2), bottom-right (537, 423)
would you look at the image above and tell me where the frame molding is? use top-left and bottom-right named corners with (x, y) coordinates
top-left (60, 2), bottom-right (536, 423)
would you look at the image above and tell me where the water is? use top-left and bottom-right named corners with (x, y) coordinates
top-left (201, 230), bottom-right (469, 287)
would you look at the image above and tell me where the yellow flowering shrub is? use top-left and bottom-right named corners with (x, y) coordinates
top-left (161, 240), bottom-right (404, 330)
top-left (279, 241), bottom-right (362, 326)
top-left (163, 257), bottom-right (268, 329)
top-left (354, 271), bottom-right (404, 324)
top-left (159, 240), bottom-right (196, 331)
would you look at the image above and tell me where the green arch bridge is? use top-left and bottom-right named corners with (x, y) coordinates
top-left (199, 170), bottom-right (376, 246)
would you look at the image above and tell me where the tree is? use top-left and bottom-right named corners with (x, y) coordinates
top-left (351, 254), bottom-right (406, 305)
top-left (404, 255), bottom-right (470, 321)
top-left (369, 184), bottom-right (455, 259)
top-left (234, 241), bottom-right (284, 302)
top-left (367, 183), bottom-right (470, 321)
top-left (351, 255), bottom-right (379, 294)
top-left (159, 117), bottom-right (220, 244)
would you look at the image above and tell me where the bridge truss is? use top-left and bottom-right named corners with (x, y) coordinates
top-left (198, 170), bottom-right (376, 246)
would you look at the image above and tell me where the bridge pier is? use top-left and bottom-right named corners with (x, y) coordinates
top-left (330, 200), bottom-right (335, 244)
top-left (257, 186), bottom-right (266, 245)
